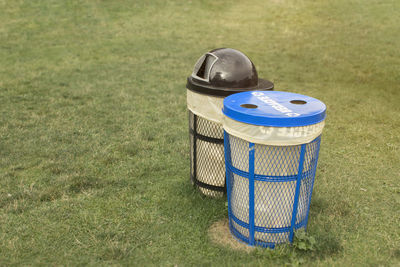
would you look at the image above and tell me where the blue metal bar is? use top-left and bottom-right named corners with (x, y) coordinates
top-left (254, 239), bottom-right (276, 249)
top-left (227, 163), bottom-right (314, 182)
top-left (224, 131), bottom-right (232, 219)
top-left (227, 164), bottom-right (250, 178)
top-left (304, 136), bottom-right (321, 230)
top-left (230, 212), bottom-right (307, 234)
top-left (289, 143), bottom-right (307, 242)
top-left (229, 222), bottom-right (250, 245)
top-left (230, 224), bottom-right (276, 249)
top-left (248, 142), bottom-right (255, 245)
top-left (230, 212), bottom-right (250, 228)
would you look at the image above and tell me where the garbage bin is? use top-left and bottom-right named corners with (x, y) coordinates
top-left (222, 91), bottom-right (326, 248)
top-left (187, 48), bottom-right (274, 197)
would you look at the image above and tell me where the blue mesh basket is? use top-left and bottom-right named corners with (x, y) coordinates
top-left (222, 91), bottom-right (326, 248)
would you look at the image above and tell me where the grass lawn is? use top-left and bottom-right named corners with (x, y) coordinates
top-left (1, 0), bottom-right (399, 265)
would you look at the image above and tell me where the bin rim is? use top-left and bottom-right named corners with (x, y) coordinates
top-left (223, 91), bottom-right (326, 127)
top-left (187, 76), bottom-right (274, 97)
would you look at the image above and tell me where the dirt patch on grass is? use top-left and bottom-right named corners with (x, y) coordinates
top-left (208, 218), bottom-right (254, 252)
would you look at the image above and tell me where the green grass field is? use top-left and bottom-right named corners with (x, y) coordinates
top-left (1, 0), bottom-right (399, 265)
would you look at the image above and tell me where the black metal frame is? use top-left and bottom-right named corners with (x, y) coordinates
top-left (189, 111), bottom-right (226, 193)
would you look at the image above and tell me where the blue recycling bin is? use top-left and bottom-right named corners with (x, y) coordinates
top-left (222, 91), bottom-right (327, 248)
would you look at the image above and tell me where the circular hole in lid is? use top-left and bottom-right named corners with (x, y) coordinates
top-left (240, 104), bottom-right (258, 109)
top-left (290, 100), bottom-right (307, 105)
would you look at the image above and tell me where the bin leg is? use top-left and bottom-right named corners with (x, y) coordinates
top-left (289, 144), bottom-right (306, 242)
top-left (248, 142), bottom-right (255, 245)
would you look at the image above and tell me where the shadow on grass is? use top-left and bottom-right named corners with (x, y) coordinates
top-left (0, 175), bottom-right (132, 214)
top-left (174, 180), bottom-right (344, 262)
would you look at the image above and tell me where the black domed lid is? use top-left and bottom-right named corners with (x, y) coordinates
top-left (186, 48), bottom-right (274, 97)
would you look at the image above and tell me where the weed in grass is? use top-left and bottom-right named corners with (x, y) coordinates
top-left (292, 229), bottom-right (316, 252)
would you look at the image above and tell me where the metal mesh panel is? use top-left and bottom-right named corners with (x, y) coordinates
top-left (189, 110), bottom-right (225, 197)
top-left (226, 131), bottom-right (321, 248)
top-left (296, 139), bottom-right (321, 224)
top-left (228, 135), bottom-right (249, 172)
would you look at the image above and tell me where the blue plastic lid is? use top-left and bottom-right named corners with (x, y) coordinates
top-left (223, 91), bottom-right (326, 127)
